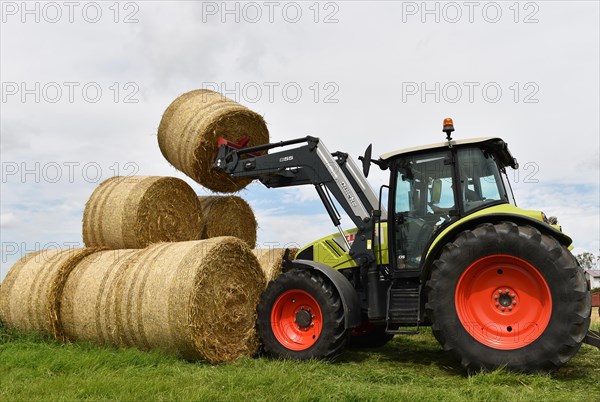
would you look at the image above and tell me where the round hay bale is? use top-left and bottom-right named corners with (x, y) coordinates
top-left (252, 248), bottom-right (298, 284)
top-left (60, 249), bottom-right (138, 346)
top-left (198, 196), bottom-right (257, 248)
top-left (157, 89), bottom-right (270, 193)
top-left (83, 176), bottom-right (203, 249)
top-left (0, 248), bottom-right (101, 340)
top-left (61, 238), bottom-right (265, 363)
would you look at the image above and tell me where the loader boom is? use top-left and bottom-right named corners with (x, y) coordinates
top-left (214, 136), bottom-right (385, 266)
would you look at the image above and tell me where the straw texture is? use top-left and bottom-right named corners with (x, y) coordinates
top-left (0, 248), bottom-right (101, 340)
top-left (83, 176), bottom-right (203, 249)
top-left (60, 238), bottom-right (265, 363)
top-left (252, 248), bottom-right (298, 284)
top-left (157, 89), bottom-right (269, 193)
top-left (198, 196), bottom-right (257, 247)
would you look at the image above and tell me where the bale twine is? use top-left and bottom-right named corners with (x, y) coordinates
top-left (157, 89), bottom-right (270, 193)
top-left (252, 248), bottom-right (298, 284)
top-left (198, 196), bottom-right (257, 248)
top-left (0, 248), bottom-right (101, 340)
top-left (60, 238), bottom-right (265, 363)
top-left (83, 176), bottom-right (203, 249)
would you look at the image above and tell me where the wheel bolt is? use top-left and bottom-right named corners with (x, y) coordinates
top-left (312, 315), bottom-right (316, 318)
top-left (512, 300), bottom-right (517, 305)
top-left (498, 290), bottom-right (503, 294)
top-left (505, 288), bottom-right (510, 293)
top-left (494, 295), bottom-right (499, 300)
top-left (301, 306), bottom-right (304, 310)
top-left (495, 302), bottom-right (499, 307)
top-left (510, 293), bottom-right (515, 297)
top-left (501, 307), bottom-right (506, 311)
top-left (292, 299), bottom-right (296, 303)
top-left (508, 306), bottom-right (513, 311)
top-left (310, 323), bottom-right (315, 327)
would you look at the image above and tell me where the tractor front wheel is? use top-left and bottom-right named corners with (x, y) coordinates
top-left (426, 222), bottom-right (591, 372)
top-left (257, 269), bottom-right (349, 359)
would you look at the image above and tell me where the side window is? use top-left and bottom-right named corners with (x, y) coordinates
top-left (432, 177), bottom-right (455, 211)
top-left (395, 152), bottom-right (455, 217)
top-left (395, 175), bottom-right (412, 213)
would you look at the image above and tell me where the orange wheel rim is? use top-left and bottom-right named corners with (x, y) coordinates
top-left (271, 290), bottom-right (323, 351)
top-left (455, 254), bottom-right (552, 350)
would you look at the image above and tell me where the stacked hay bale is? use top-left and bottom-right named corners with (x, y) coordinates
top-left (1, 89), bottom-right (272, 364)
top-left (60, 238), bottom-right (265, 363)
top-left (198, 196), bottom-right (257, 248)
top-left (157, 89), bottom-right (269, 193)
top-left (83, 176), bottom-right (203, 249)
top-left (252, 248), bottom-right (298, 284)
top-left (0, 248), bottom-right (102, 340)
top-left (58, 249), bottom-right (138, 346)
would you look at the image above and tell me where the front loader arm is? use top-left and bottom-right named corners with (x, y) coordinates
top-left (213, 136), bottom-right (384, 267)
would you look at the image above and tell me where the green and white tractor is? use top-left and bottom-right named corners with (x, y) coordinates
top-left (214, 118), bottom-right (595, 372)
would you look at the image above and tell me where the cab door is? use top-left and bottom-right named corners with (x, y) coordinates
top-left (388, 151), bottom-right (457, 272)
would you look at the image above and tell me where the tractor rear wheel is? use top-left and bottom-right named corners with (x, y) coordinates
top-left (257, 269), bottom-right (349, 359)
top-left (425, 222), bottom-right (591, 373)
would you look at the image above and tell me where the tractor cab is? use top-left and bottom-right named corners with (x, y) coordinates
top-left (381, 128), bottom-right (519, 271)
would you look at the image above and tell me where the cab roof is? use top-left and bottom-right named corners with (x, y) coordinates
top-left (380, 137), bottom-right (499, 160)
top-left (379, 136), bottom-right (518, 169)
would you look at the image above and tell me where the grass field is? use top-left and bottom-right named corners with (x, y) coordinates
top-left (1, 313), bottom-right (599, 402)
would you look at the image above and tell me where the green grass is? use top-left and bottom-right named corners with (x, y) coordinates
top-left (1, 324), bottom-right (599, 402)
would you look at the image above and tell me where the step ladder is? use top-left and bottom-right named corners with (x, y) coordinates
top-left (386, 282), bottom-right (421, 335)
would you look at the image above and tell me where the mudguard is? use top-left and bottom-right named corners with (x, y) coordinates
top-left (287, 259), bottom-right (361, 329)
top-left (421, 213), bottom-right (573, 282)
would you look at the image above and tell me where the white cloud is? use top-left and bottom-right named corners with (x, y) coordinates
top-left (1, 1), bottom-right (598, 283)
top-left (0, 213), bottom-right (18, 229)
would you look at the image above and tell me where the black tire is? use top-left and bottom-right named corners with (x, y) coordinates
top-left (257, 269), bottom-right (349, 359)
top-left (425, 222), bottom-right (591, 373)
top-left (348, 321), bottom-right (394, 348)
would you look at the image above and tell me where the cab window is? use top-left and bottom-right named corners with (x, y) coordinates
top-left (393, 151), bottom-right (456, 267)
top-left (457, 148), bottom-right (508, 213)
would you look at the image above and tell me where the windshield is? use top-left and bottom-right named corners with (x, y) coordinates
top-left (457, 147), bottom-right (509, 213)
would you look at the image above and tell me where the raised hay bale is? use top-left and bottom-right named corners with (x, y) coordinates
top-left (83, 176), bottom-right (203, 249)
top-left (198, 196), bottom-right (257, 248)
top-left (157, 89), bottom-right (270, 193)
top-left (252, 248), bottom-right (298, 284)
top-left (60, 237), bottom-right (265, 363)
top-left (0, 248), bottom-right (101, 340)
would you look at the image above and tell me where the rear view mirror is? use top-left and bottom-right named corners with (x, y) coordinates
top-left (360, 144), bottom-right (373, 178)
top-left (431, 179), bottom-right (442, 204)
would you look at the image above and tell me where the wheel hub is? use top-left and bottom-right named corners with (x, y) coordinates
top-left (295, 309), bottom-right (312, 328)
top-left (493, 287), bottom-right (518, 312)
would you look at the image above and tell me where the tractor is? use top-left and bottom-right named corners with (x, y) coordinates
top-left (214, 118), bottom-right (595, 372)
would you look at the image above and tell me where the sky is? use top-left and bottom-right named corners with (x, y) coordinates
top-left (1, 1), bottom-right (599, 281)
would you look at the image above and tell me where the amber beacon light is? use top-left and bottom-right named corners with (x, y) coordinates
top-left (443, 118), bottom-right (455, 141)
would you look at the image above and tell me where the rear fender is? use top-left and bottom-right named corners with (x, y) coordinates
top-left (421, 214), bottom-right (573, 283)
